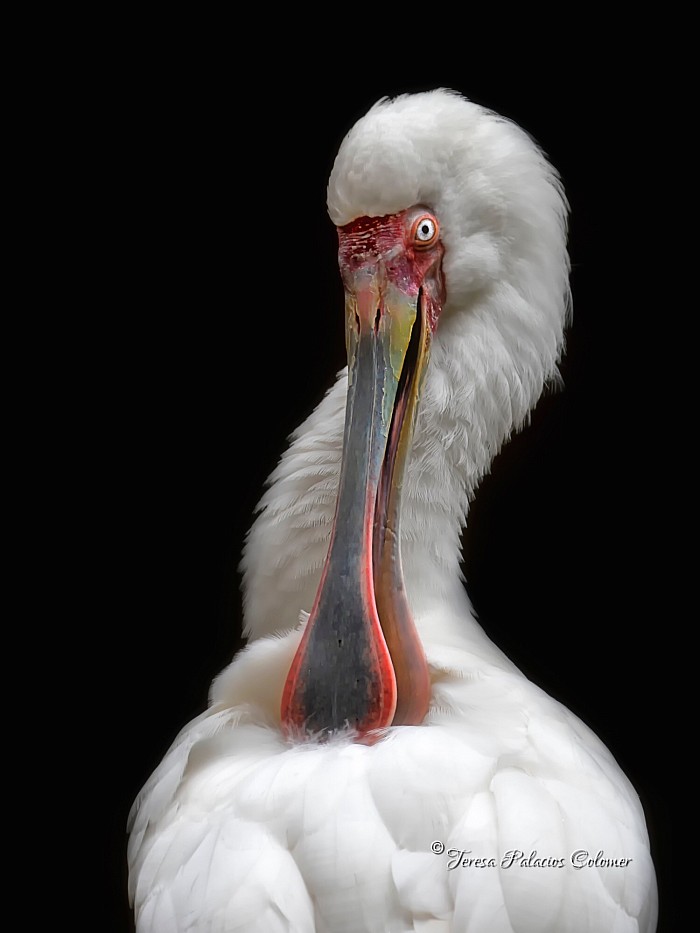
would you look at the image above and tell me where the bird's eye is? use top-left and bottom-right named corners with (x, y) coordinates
top-left (410, 213), bottom-right (439, 249)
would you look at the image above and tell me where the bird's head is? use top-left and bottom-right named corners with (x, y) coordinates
top-left (281, 90), bottom-right (570, 741)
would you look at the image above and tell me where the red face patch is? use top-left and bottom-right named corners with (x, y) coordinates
top-left (337, 208), bottom-right (445, 332)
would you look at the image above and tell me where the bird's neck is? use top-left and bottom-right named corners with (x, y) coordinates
top-left (242, 288), bottom-right (555, 653)
top-left (399, 305), bottom-right (498, 585)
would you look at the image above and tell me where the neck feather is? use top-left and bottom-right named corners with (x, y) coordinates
top-left (241, 284), bottom-right (564, 646)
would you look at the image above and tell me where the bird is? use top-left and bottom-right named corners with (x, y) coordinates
top-left (128, 89), bottom-right (658, 932)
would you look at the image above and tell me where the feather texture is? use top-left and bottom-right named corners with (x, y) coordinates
top-left (128, 90), bottom-right (657, 932)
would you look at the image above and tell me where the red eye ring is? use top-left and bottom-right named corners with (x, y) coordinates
top-left (410, 213), bottom-right (439, 250)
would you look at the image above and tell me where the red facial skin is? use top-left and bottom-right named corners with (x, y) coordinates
top-left (337, 209), bottom-right (445, 333)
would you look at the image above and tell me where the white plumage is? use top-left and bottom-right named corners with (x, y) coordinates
top-left (128, 90), bottom-right (658, 932)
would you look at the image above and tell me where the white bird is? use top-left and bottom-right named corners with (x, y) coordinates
top-left (128, 90), bottom-right (658, 932)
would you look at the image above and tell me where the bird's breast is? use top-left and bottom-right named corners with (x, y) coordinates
top-left (129, 630), bottom-right (656, 932)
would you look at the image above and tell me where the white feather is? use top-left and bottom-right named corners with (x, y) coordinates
top-left (129, 90), bottom-right (657, 932)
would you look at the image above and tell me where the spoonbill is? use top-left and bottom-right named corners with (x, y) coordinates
top-left (128, 89), bottom-right (658, 932)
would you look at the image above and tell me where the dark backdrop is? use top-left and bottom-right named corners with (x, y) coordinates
top-left (98, 58), bottom-right (673, 932)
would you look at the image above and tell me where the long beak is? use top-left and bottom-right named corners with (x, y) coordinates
top-left (281, 260), bottom-right (431, 737)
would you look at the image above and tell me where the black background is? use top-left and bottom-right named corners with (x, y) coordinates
top-left (94, 47), bottom-right (675, 933)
